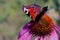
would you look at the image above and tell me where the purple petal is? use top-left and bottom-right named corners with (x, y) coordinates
top-left (19, 29), bottom-right (27, 35)
top-left (18, 21), bottom-right (33, 40)
top-left (47, 29), bottom-right (58, 40)
top-left (35, 37), bottom-right (39, 40)
top-left (23, 22), bottom-right (33, 29)
top-left (18, 31), bottom-right (32, 40)
top-left (35, 37), bottom-right (47, 40)
top-left (52, 24), bottom-right (60, 35)
top-left (26, 34), bottom-right (32, 40)
top-left (40, 37), bottom-right (47, 40)
top-left (18, 29), bottom-right (28, 39)
top-left (18, 25), bottom-right (29, 39)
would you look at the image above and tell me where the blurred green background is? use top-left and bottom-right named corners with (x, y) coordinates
top-left (0, 0), bottom-right (60, 40)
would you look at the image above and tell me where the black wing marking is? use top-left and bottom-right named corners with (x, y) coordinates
top-left (35, 6), bottom-right (48, 22)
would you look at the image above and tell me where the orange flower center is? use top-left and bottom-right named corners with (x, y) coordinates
top-left (28, 15), bottom-right (53, 37)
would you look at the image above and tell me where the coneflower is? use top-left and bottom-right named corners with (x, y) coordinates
top-left (18, 4), bottom-right (60, 40)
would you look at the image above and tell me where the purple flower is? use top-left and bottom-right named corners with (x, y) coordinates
top-left (18, 21), bottom-right (60, 40)
top-left (18, 4), bottom-right (60, 40)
